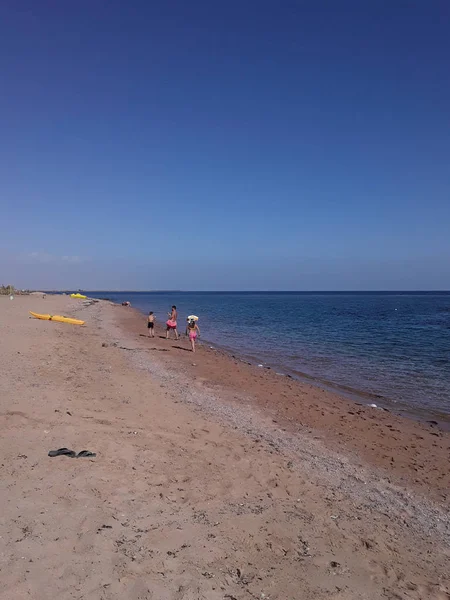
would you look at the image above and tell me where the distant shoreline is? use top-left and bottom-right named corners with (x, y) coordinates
top-left (44, 289), bottom-right (450, 295)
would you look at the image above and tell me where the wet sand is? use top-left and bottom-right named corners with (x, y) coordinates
top-left (0, 294), bottom-right (449, 600)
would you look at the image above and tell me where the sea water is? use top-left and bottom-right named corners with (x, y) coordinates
top-left (85, 291), bottom-right (450, 417)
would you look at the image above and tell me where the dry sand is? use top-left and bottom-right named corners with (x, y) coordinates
top-left (0, 294), bottom-right (449, 600)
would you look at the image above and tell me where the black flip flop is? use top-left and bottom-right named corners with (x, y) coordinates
top-left (48, 448), bottom-right (76, 458)
top-left (76, 450), bottom-right (96, 458)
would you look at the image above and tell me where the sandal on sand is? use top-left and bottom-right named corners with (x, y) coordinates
top-left (48, 448), bottom-right (76, 458)
top-left (76, 450), bottom-right (96, 458)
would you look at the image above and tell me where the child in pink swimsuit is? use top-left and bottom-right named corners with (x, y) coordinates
top-left (186, 318), bottom-right (200, 353)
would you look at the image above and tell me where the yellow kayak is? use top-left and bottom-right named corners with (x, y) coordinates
top-left (29, 312), bottom-right (85, 326)
top-left (70, 293), bottom-right (87, 299)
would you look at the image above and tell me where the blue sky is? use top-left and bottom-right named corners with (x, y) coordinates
top-left (1, 1), bottom-right (449, 290)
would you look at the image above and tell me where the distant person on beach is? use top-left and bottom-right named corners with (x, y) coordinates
top-left (166, 305), bottom-right (179, 340)
top-left (147, 311), bottom-right (155, 337)
top-left (186, 318), bottom-right (200, 353)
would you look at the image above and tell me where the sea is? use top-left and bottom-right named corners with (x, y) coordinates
top-left (82, 291), bottom-right (450, 419)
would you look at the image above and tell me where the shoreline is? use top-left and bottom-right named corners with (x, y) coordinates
top-left (118, 298), bottom-right (450, 430)
top-left (2, 294), bottom-right (449, 599)
top-left (97, 298), bottom-right (449, 505)
top-left (204, 338), bottom-right (450, 429)
top-left (50, 290), bottom-right (450, 426)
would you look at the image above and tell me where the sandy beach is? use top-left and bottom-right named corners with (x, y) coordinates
top-left (1, 294), bottom-right (449, 600)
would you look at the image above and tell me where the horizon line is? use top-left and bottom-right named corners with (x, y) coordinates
top-left (43, 289), bottom-right (450, 294)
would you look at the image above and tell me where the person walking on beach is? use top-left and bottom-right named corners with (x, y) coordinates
top-left (186, 318), bottom-right (200, 352)
top-left (166, 305), bottom-right (179, 340)
top-left (147, 311), bottom-right (155, 337)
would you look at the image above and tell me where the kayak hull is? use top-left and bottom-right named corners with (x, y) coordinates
top-left (70, 293), bottom-right (87, 299)
top-left (29, 312), bottom-right (85, 326)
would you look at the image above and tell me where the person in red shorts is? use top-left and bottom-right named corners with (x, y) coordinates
top-left (166, 305), bottom-right (179, 340)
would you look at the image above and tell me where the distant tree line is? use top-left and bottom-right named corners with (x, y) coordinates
top-left (0, 285), bottom-right (30, 295)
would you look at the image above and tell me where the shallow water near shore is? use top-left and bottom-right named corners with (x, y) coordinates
top-left (82, 291), bottom-right (450, 417)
